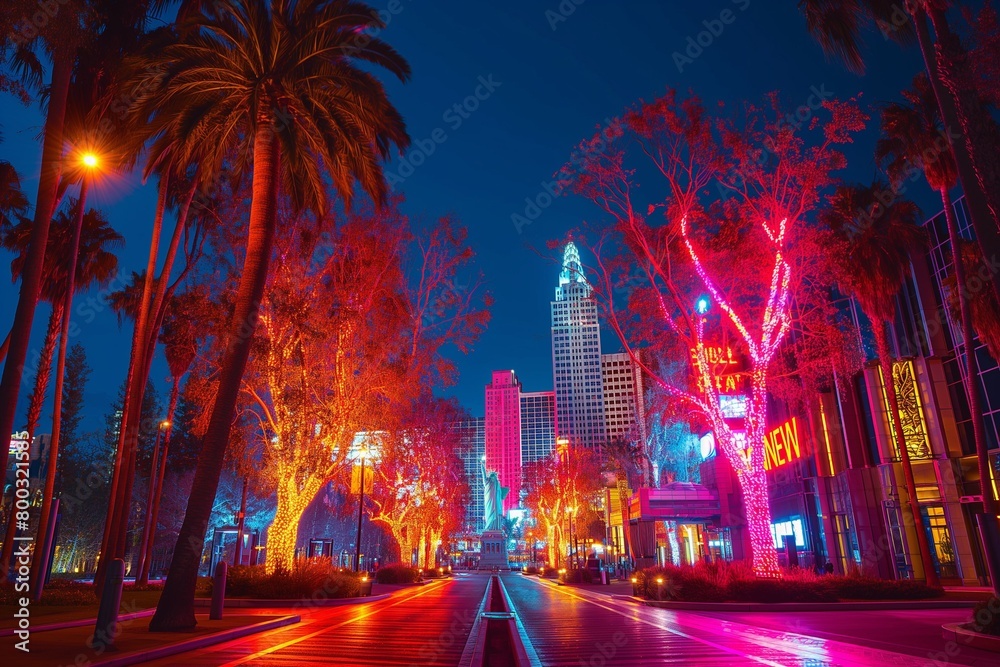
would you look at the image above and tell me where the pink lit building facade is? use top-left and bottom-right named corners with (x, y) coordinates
top-left (485, 370), bottom-right (523, 512)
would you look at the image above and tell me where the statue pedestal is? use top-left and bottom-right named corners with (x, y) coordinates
top-left (478, 530), bottom-right (508, 570)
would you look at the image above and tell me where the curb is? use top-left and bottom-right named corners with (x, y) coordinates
top-left (0, 608), bottom-right (155, 637)
top-left (192, 593), bottom-right (390, 608)
top-left (941, 623), bottom-right (1000, 654)
top-left (616, 595), bottom-right (976, 612)
top-left (91, 614), bottom-right (301, 667)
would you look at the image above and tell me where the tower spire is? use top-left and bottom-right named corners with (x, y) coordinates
top-left (559, 241), bottom-right (585, 287)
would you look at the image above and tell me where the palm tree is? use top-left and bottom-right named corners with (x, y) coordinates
top-left (3, 203), bottom-right (119, 439)
top-left (823, 181), bottom-right (939, 587)
top-left (124, 0), bottom-right (409, 631)
top-left (0, 0), bottom-right (87, 481)
top-left (798, 0), bottom-right (1000, 308)
top-left (876, 73), bottom-right (997, 520)
top-left (0, 200), bottom-right (122, 582)
top-left (0, 148), bottom-right (29, 362)
top-left (136, 289), bottom-right (204, 585)
top-left (944, 240), bottom-right (1000, 365)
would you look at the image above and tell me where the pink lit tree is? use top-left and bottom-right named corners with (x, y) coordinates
top-left (563, 90), bottom-right (865, 577)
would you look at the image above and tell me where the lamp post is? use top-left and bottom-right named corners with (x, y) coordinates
top-left (354, 447), bottom-right (369, 572)
top-left (29, 151), bottom-right (99, 598)
top-left (569, 505), bottom-right (577, 569)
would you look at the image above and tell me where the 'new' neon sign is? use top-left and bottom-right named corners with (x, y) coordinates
top-left (763, 417), bottom-right (803, 471)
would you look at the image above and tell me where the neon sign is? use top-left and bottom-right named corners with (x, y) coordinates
top-left (763, 417), bottom-right (804, 471)
top-left (690, 346), bottom-right (744, 393)
top-left (719, 394), bottom-right (747, 419)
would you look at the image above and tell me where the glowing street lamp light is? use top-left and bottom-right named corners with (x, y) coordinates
top-left (29, 147), bottom-right (104, 599)
top-left (696, 296), bottom-right (710, 315)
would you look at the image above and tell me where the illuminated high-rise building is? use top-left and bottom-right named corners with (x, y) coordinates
top-left (551, 242), bottom-right (606, 450)
top-left (602, 351), bottom-right (647, 445)
top-left (520, 390), bottom-right (556, 493)
top-left (454, 417), bottom-right (485, 534)
top-left (485, 370), bottom-right (522, 512)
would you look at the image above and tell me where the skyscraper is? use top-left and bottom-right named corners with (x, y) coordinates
top-left (551, 242), bottom-right (606, 450)
top-left (520, 390), bottom-right (556, 497)
top-left (454, 417), bottom-right (485, 534)
top-left (485, 370), bottom-right (522, 512)
top-left (602, 351), bottom-right (647, 445)
top-left (520, 390), bottom-right (557, 465)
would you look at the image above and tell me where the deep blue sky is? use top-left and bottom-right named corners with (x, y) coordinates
top-left (0, 0), bottom-right (938, 434)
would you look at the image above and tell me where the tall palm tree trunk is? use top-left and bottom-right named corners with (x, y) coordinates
top-left (0, 329), bottom-right (10, 363)
top-left (137, 376), bottom-right (180, 585)
top-left (109, 183), bottom-right (199, 575)
top-left (30, 178), bottom-right (89, 598)
top-left (96, 179), bottom-right (169, 589)
top-left (0, 55), bottom-right (72, 485)
top-left (874, 322), bottom-right (940, 587)
top-left (0, 304), bottom-right (62, 576)
top-left (150, 127), bottom-right (280, 632)
top-left (910, 8), bottom-right (1000, 306)
top-left (25, 306), bottom-right (63, 440)
top-left (940, 189), bottom-right (996, 516)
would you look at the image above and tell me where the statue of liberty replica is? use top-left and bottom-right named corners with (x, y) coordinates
top-left (479, 460), bottom-right (509, 569)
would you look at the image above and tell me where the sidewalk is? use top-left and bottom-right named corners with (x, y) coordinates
top-left (11, 612), bottom-right (299, 667)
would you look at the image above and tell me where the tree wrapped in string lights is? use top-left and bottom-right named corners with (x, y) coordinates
top-left (563, 90), bottom-right (865, 577)
top-left (240, 204), bottom-right (488, 571)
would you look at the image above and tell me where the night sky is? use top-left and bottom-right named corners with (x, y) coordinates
top-left (0, 0), bottom-right (938, 435)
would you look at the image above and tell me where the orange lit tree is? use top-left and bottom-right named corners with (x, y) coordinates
top-left (367, 395), bottom-right (470, 569)
top-left (243, 205), bottom-right (487, 571)
top-left (563, 90), bottom-right (865, 576)
top-left (522, 447), bottom-right (602, 568)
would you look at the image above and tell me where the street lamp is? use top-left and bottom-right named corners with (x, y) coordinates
top-left (28, 149), bottom-right (103, 599)
top-left (354, 446), bottom-right (370, 572)
top-left (569, 505), bottom-right (577, 569)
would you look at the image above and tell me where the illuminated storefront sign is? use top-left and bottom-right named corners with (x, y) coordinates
top-left (719, 394), bottom-right (747, 419)
top-left (689, 345), bottom-right (742, 393)
top-left (878, 359), bottom-right (932, 460)
top-left (763, 417), bottom-right (804, 471)
top-left (771, 518), bottom-right (805, 548)
top-left (700, 432), bottom-right (716, 460)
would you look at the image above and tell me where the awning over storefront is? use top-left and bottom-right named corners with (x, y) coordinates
top-left (628, 482), bottom-right (721, 523)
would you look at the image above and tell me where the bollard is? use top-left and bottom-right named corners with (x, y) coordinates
top-left (210, 561), bottom-right (228, 620)
top-left (92, 558), bottom-right (125, 652)
top-left (655, 577), bottom-right (665, 601)
top-left (630, 577), bottom-right (638, 597)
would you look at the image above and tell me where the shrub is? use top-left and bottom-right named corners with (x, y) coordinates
top-left (727, 578), bottom-right (836, 603)
top-left (972, 596), bottom-right (1000, 636)
top-left (0, 579), bottom-right (98, 606)
top-left (523, 566), bottom-right (539, 575)
top-left (829, 576), bottom-right (944, 600)
top-left (631, 561), bottom-right (944, 603)
top-left (560, 568), bottom-right (593, 584)
top-left (539, 567), bottom-right (559, 579)
top-left (374, 564), bottom-right (421, 584)
top-left (223, 560), bottom-right (362, 599)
